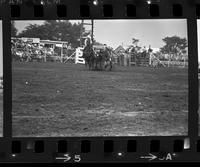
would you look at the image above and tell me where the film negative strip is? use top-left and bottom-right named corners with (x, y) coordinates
top-left (0, 0), bottom-right (200, 163)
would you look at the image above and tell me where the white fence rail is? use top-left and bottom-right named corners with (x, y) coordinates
top-left (75, 47), bottom-right (85, 64)
top-left (159, 61), bottom-right (188, 67)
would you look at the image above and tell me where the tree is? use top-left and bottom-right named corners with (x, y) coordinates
top-left (128, 38), bottom-right (141, 54)
top-left (17, 20), bottom-right (88, 48)
top-left (11, 21), bottom-right (17, 37)
top-left (93, 39), bottom-right (104, 46)
top-left (160, 36), bottom-right (187, 61)
top-left (132, 38), bottom-right (139, 46)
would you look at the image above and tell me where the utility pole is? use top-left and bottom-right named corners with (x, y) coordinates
top-left (91, 19), bottom-right (94, 46)
top-left (80, 20), bottom-right (94, 47)
top-left (80, 20), bottom-right (84, 47)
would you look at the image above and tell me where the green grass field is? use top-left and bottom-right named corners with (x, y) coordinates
top-left (12, 62), bottom-right (188, 137)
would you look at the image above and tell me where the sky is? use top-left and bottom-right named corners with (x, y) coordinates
top-left (94, 19), bottom-right (187, 49)
top-left (15, 20), bottom-right (81, 34)
top-left (15, 19), bottom-right (187, 50)
top-left (0, 21), bottom-right (2, 77)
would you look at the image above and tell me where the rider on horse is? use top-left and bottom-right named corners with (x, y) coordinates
top-left (82, 38), bottom-right (94, 69)
top-left (82, 39), bottom-right (113, 71)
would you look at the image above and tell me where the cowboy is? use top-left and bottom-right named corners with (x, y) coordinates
top-left (82, 38), bottom-right (94, 69)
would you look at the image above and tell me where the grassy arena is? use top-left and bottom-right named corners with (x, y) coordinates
top-left (12, 62), bottom-right (188, 137)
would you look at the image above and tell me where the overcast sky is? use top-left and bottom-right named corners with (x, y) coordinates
top-left (0, 21), bottom-right (2, 77)
top-left (15, 19), bottom-right (187, 50)
top-left (94, 19), bottom-right (187, 49)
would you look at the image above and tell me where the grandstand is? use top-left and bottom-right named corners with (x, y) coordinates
top-left (11, 37), bottom-right (74, 62)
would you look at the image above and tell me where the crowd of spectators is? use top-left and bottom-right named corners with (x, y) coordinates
top-left (11, 38), bottom-right (74, 62)
top-left (12, 38), bottom-right (45, 62)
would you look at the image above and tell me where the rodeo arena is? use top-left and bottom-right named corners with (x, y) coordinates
top-left (11, 20), bottom-right (188, 69)
top-left (12, 20), bottom-right (189, 137)
top-left (11, 37), bottom-right (188, 69)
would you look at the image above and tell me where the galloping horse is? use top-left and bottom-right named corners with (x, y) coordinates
top-left (95, 47), bottom-right (113, 71)
top-left (82, 39), bottom-right (113, 71)
top-left (82, 43), bottom-right (95, 70)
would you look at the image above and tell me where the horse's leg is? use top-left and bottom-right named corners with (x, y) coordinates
top-left (95, 56), bottom-right (98, 70)
top-left (86, 59), bottom-right (89, 69)
top-left (101, 57), bottom-right (104, 70)
top-left (89, 60), bottom-right (91, 70)
top-left (89, 58), bottom-right (93, 70)
top-left (100, 60), bottom-right (102, 71)
top-left (105, 61), bottom-right (108, 69)
top-left (94, 60), bottom-right (96, 70)
top-left (109, 61), bottom-right (112, 71)
top-left (91, 58), bottom-right (94, 70)
top-left (91, 59), bottom-right (93, 70)
top-left (95, 58), bottom-right (97, 70)
top-left (98, 59), bottom-right (100, 70)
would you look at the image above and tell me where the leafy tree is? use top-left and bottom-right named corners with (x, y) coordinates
top-left (132, 38), bottom-right (139, 46)
top-left (128, 38), bottom-right (141, 53)
top-left (17, 20), bottom-right (89, 48)
top-left (93, 39), bottom-right (104, 46)
top-left (11, 21), bottom-right (17, 37)
top-left (160, 36), bottom-right (187, 61)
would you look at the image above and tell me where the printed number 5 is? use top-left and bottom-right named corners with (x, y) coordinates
top-left (74, 155), bottom-right (81, 162)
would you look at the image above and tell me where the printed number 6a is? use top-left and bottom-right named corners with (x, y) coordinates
top-left (74, 155), bottom-right (81, 162)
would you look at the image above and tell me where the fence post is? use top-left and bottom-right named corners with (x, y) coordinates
top-left (61, 45), bottom-right (63, 63)
top-left (44, 50), bottom-right (46, 62)
top-left (149, 53), bottom-right (152, 66)
top-left (168, 54), bottom-right (170, 67)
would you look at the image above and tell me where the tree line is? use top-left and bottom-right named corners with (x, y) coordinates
top-left (11, 20), bottom-right (188, 59)
top-left (130, 36), bottom-right (187, 60)
top-left (11, 20), bottom-right (89, 48)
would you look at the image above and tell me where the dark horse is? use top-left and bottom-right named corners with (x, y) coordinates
top-left (95, 48), bottom-right (113, 71)
top-left (82, 43), bottom-right (95, 70)
top-left (82, 37), bottom-right (112, 71)
top-left (83, 46), bottom-right (113, 71)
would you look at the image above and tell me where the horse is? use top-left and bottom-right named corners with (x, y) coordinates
top-left (92, 48), bottom-right (113, 71)
top-left (104, 56), bottom-right (113, 71)
top-left (82, 44), bottom-right (113, 71)
top-left (100, 48), bottom-right (113, 71)
top-left (82, 44), bottom-right (95, 70)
